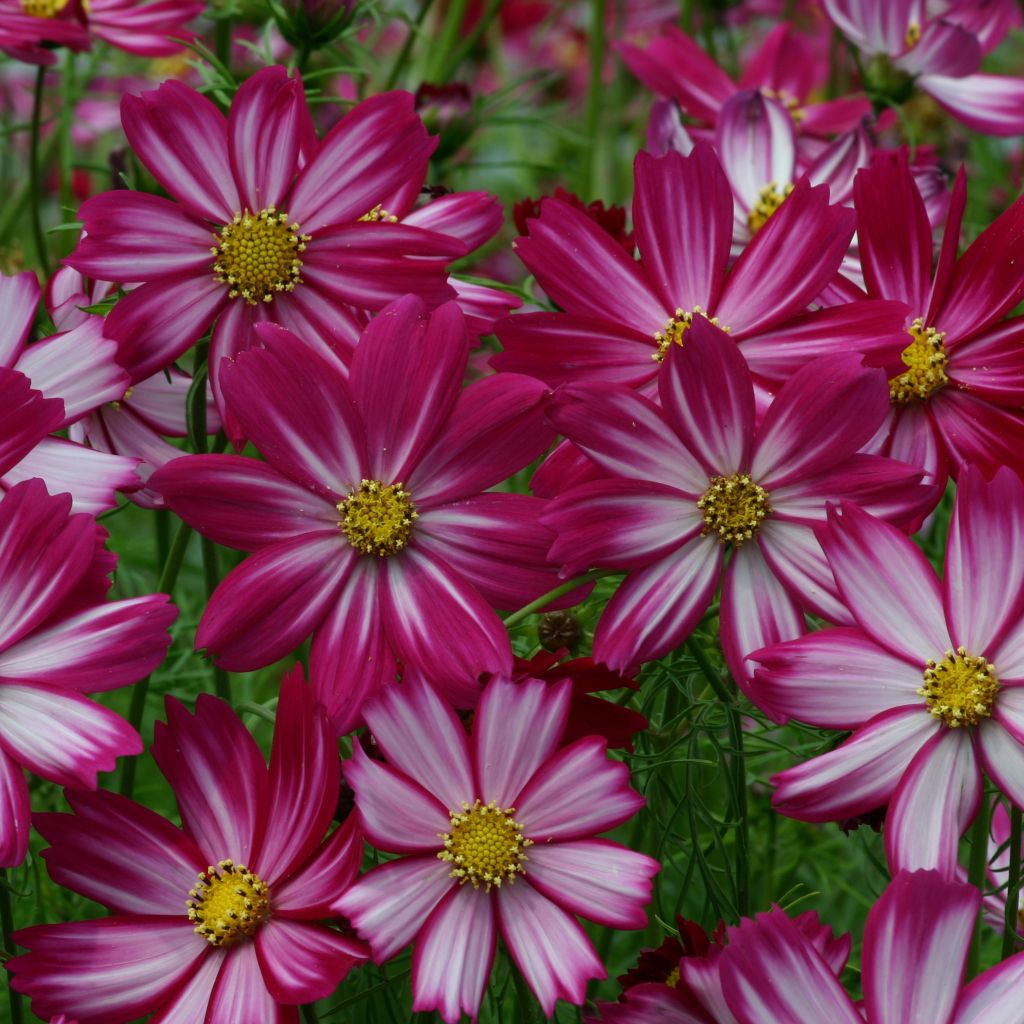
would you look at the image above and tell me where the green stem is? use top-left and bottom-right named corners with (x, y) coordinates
top-left (437, 0), bottom-right (500, 81)
top-left (300, 1003), bottom-right (318, 1023)
top-left (58, 50), bottom-right (77, 221)
top-left (215, 14), bottom-right (233, 73)
top-left (967, 797), bottom-right (992, 979)
top-left (1003, 806), bottom-right (1023, 958)
top-left (201, 536), bottom-right (231, 701)
top-left (503, 569), bottom-right (611, 629)
top-left (582, 0), bottom-right (607, 199)
top-left (425, 0), bottom-right (468, 82)
top-left (29, 64), bottom-right (50, 274)
top-left (383, 0), bottom-right (435, 90)
top-left (119, 519), bottom-right (194, 798)
top-left (0, 871), bottom-right (23, 1024)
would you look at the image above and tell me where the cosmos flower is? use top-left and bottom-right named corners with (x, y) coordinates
top-left (335, 674), bottom-right (658, 1023)
top-left (151, 295), bottom-right (560, 734)
top-left (0, 477), bottom-right (176, 866)
top-left (754, 465), bottom-right (1024, 876)
top-left (7, 668), bottom-right (366, 1023)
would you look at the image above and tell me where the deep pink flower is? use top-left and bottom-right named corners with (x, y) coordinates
top-left (0, 477), bottom-right (176, 866)
top-left (0, 1), bottom-right (89, 64)
top-left (68, 66), bottom-right (474, 436)
top-left (754, 466), bottom-right (1024, 875)
top-left (543, 316), bottom-right (925, 688)
top-left (151, 296), bottom-right (560, 734)
top-left (336, 675), bottom-right (658, 1022)
top-left (7, 669), bottom-right (366, 1023)
top-left (720, 870), bottom-right (1024, 1023)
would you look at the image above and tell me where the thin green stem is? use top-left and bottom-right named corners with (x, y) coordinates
top-left (425, 0), bottom-right (468, 82)
top-left (503, 569), bottom-right (612, 629)
top-left (201, 536), bottom-right (231, 701)
top-left (0, 871), bottom-right (23, 1024)
top-left (300, 1003), bottom-right (319, 1023)
top-left (437, 0), bottom-right (500, 81)
top-left (582, 0), bottom-right (607, 199)
top-left (215, 14), bottom-right (233, 73)
top-left (29, 64), bottom-right (50, 274)
top-left (967, 797), bottom-right (992, 979)
top-left (1003, 806), bottom-right (1023, 958)
top-left (383, 0), bottom-right (434, 90)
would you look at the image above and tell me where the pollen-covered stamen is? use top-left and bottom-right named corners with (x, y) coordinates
top-left (21, 0), bottom-right (74, 15)
top-left (186, 860), bottom-right (270, 947)
top-left (438, 799), bottom-right (531, 891)
top-left (211, 207), bottom-right (310, 305)
top-left (358, 204), bottom-right (399, 223)
top-left (905, 21), bottom-right (922, 48)
top-left (747, 181), bottom-right (794, 235)
top-left (665, 966), bottom-right (681, 989)
top-left (761, 87), bottom-right (804, 124)
top-left (338, 479), bottom-right (417, 556)
top-left (698, 473), bottom-right (772, 546)
top-left (918, 647), bottom-right (999, 728)
top-left (652, 305), bottom-right (729, 363)
top-left (889, 318), bottom-right (949, 403)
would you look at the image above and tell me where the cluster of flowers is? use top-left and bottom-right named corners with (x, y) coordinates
top-left (4, 0), bottom-right (1024, 1021)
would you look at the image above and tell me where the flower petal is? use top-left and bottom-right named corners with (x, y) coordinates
top-left (0, 270), bottom-right (39, 368)
top-left (272, 814), bottom-right (363, 918)
top-left (0, 743), bottom-right (28, 868)
top-left (255, 918), bottom-right (364, 1004)
top-left (205, 941), bottom-right (279, 1024)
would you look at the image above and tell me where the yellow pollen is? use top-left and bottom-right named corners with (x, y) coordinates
top-left (438, 799), bottom-right (531, 891)
top-left (186, 860), bottom-right (270, 947)
top-left (21, 0), bottom-right (75, 15)
top-left (747, 181), bottom-right (794, 235)
top-left (905, 22), bottom-right (922, 48)
top-left (665, 966), bottom-right (681, 988)
top-left (338, 479), bottom-right (417, 556)
top-left (698, 473), bottom-right (772, 545)
top-left (917, 647), bottom-right (999, 728)
top-left (652, 305), bottom-right (730, 363)
top-left (211, 207), bottom-right (310, 305)
top-left (762, 88), bottom-right (805, 124)
top-left (889, 318), bottom-right (949, 403)
top-left (358, 204), bottom-right (399, 223)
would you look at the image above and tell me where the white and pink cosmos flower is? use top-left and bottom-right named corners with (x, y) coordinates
top-left (8, 669), bottom-right (366, 1023)
top-left (0, 477), bottom-right (176, 866)
top-left (754, 466), bottom-right (1024, 876)
top-left (336, 675), bottom-right (659, 1023)
top-left (720, 870), bottom-right (1024, 1023)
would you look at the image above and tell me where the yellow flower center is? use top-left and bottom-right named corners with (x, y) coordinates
top-left (21, 0), bottom-right (77, 15)
top-left (665, 966), bottom-right (681, 988)
top-left (652, 305), bottom-right (729, 363)
top-left (211, 207), bottom-right (310, 305)
top-left (905, 21), bottom-right (922, 48)
top-left (358, 204), bottom-right (399, 223)
top-left (186, 860), bottom-right (270, 947)
top-left (889, 318), bottom-right (949, 403)
top-left (761, 87), bottom-right (805, 124)
top-left (438, 799), bottom-right (531, 890)
top-left (698, 473), bottom-right (772, 546)
top-left (747, 181), bottom-right (794, 235)
top-left (917, 647), bottom-right (999, 728)
top-left (338, 479), bottom-right (417, 556)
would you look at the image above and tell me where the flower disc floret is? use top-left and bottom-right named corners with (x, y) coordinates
top-left (438, 799), bottom-right (531, 891)
top-left (917, 646), bottom-right (999, 728)
top-left (358, 204), bottom-right (399, 223)
top-left (21, 0), bottom-right (73, 15)
top-left (652, 306), bottom-right (727, 363)
top-left (889, 318), bottom-right (949, 404)
top-left (186, 860), bottom-right (270, 947)
top-left (211, 207), bottom-right (310, 305)
top-left (697, 473), bottom-right (772, 545)
top-left (747, 181), bottom-right (794, 234)
top-left (338, 479), bottom-right (418, 556)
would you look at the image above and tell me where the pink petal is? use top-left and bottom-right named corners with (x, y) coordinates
top-left (930, 389), bottom-right (1024, 480)
top-left (920, 72), bottom-right (1024, 136)
top-left (36, 789), bottom-right (203, 915)
top-left (121, 81), bottom-right (236, 223)
top-left (771, 707), bottom-right (939, 822)
top-left (0, 743), bottom-right (28, 868)
top-left (516, 736), bottom-right (643, 841)
top-left (334, 855), bottom-right (455, 961)
top-left (151, 695), bottom-right (269, 866)
top-left (0, 270), bottom-right (39, 368)
top-left (146, 948), bottom-right (223, 1024)
top-left (403, 191), bottom-right (503, 251)
top-left (0, 368), bottom-right (64, 481)
top-left (207, 297), bottom-right (270, 444)
top-left (885, 728), bottom-right (981, 875)
top-left (898, 19), bottom-right (981, 76)
top-left (205, 942), bottom-right (279, 1024)
top-left (152, 455), bottom-right (339, 552)
top-left (752, 627), bottom-right (923, 729)
top-left (496, 880), bottom-right (605, 1017)
top-left (272, 814), bottom-right (362, 918)
top-left (525, 839), bottom-right (658, 929)
top-left (954, 947), bottom-right (1024, 1023)
top-left (344, 742), bottom-right (450, 853)
top-left (255, 918), bottom-right (363, 1004)
top-left (412, 884), bottom-right (496, 1024)
top-left (977, 719), bottom-right (1024, 812)
top-left (948, 319), bottom-right (1024, 404)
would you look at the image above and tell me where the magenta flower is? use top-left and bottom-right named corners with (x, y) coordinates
top-left (544, 316), bottom-right (925, 688)
top-left (0, 477), bottom-right (176, 866)
top-left (0, 1), bottom-right (89, 64)
top-left (720, 871), bottom-right (1024, 1023)
top-left (335, 674), bottom-right (658, 1023)
top-left (151, 296), bottom-right (560, 734)
top-left (7, 669), bottom-right (366, 1023)
top-left (754, 466), bottom-right (1024, 876)
top-left (67, 66), bottom-right (470, 434)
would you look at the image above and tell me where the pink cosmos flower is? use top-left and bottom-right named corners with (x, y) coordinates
top-left (720, 870), bottom-right (1024, 1023)
top-left (7, 668), bottom-right (366, 1023)
top-left (335, 674), bottom-right (658, 1023)
top-left (754, 465), bottom-right (1024, 876)
top-left (0, 1), bottom-right (89, 64)
top-left (822, 0), bottom-right (1024, 134)
top-left (0, 477), bottom-right (176, 866)
top-left (0, 271), bottom-right (137, 513)
top-left (151, 296), bottom-right (560, 734)
top-left (67, 66), bottom-right (474, 436)
top-left (543, 316), bottom-right (925, 688)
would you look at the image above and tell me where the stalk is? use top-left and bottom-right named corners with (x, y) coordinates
top-left (29, 65), bottom-right (50, 274)
top-left (582, 0), bottom-right (607, 199)
top-left (0, 871), bottom-right (23, 1024)
top-left (502, 569), bottom-right (611, 629)
top-left (1003, 806), bottom-right (1022, 958)
top-left (966, 798), bottom-right (992, 979)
